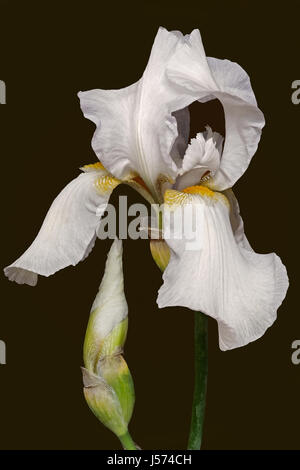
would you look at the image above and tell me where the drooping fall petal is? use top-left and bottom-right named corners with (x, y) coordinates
top-left (4, 166), bottom-right (120, 286)
top-left (157, 187), bottom-right (289, 350)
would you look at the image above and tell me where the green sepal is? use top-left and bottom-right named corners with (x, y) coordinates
top-left (82, 367), bottom-right (128, 438)
top-left (98, 355), bottom-right (135, 425)
top-left (84, 317), bottom-right (128, 373)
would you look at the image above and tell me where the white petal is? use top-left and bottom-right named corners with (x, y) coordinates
top-left (175, 126), bottom-right (223, 191)
top-left (158, 188), bottom-right (289, 350)
top-left (79, 28), bottom-right (192, 202)
top-left (4, 169), bottom-right (119, 286)
top-left (223, 188), bottom-right (253, 251)
top-left (169, 107), bottom-right (190, 166)
top-left (167, 30), bottom-right (265, 190)
top-left (167, 29), bottom-right (217, 94)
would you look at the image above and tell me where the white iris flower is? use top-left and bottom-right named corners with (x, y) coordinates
top-left (4, 27), bottom-right (288, 351)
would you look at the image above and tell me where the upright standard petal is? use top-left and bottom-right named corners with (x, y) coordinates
top-left (175, 126), bottom-right (223, 191)
top-left (169, 107), bottom-right (190, 166)
top-left (4, 166), bottom-right (120, 286)
top-left (157, 187), bottom-right (289, 350)
top-left (78, 28), bottom-right (192, 202)
top-left (167, 29), bottom-right (265, 190)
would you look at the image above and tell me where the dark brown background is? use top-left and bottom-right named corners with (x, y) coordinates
top-left (0, 0), bottom-right (299, 450)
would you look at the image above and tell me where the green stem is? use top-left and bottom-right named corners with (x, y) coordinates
top-left (187, 312), bottom-right (208, 450)
top-left (119, 430), bottom-right (138, 450)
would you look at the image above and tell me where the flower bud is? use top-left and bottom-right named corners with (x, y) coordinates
top-left (97, 355), bottom-right (134, 426)
top-left (150, 239), bottom-right (170, 272)
top-left (82, 239), bottom-right (135, 443)
top-left (84, 239), bottom-right (128, 370)
top-left (82, 367), bottom-right (128, 437)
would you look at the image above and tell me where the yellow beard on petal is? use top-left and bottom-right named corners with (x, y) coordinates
top-left (95, 175), bottom-right (121, 195)
top-left (164, 189), bottom-right (189, 207)
top-left (164, 185), bottom-right (229, 208)
top-left (81, 162), bottom-right (106, 172)
top-left (183, 185), bottom-right (215, 198)
top-left (80, 161), bottom-right (120, 194)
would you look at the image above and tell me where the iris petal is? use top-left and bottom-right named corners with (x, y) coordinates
top-left (4, 168), bottom-right (119, 286)
top-left (79, 28), bottom-right (192, 202)
top-left (175, 126), bottom-right (223, 191)
top-left (167, 30), bottom-right (265, 190)
top-left (157, 188), bottom-right (289, 350)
